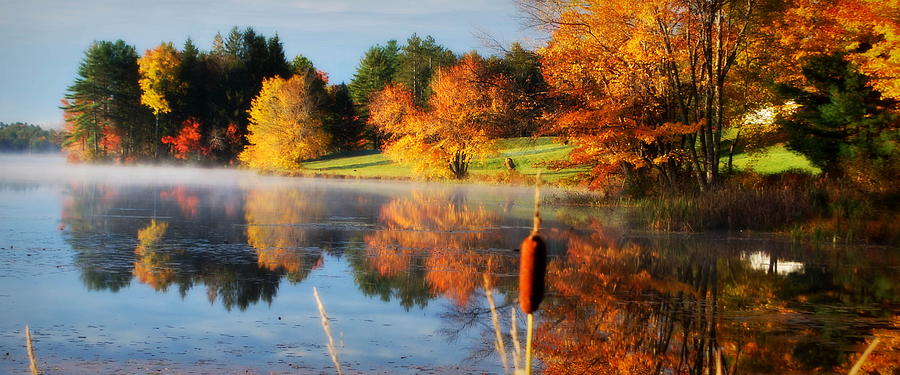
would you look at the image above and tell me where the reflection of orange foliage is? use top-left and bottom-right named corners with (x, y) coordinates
top-left (364, 193), bottom-right (505, 307)
top-left (843, 316), bottom-right (900, 375)
top-left (159, 185), bottom-right (199, 219)
top-left (133, 220), bottom-right (175, 290)
top-left (537, 225), bottom-right (696, 374)
top-left (244, 188), bottom-right (324, 278)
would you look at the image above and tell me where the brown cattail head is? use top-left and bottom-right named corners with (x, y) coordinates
top-left (519, 233), bottom-right (547, 314)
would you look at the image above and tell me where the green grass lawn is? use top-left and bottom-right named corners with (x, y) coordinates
top-left (725, 144), bottom-right (821, 175)
top-left (300, 137), bottom-right (587, 182)
top-left (300, 137), bottom-right (818, 183)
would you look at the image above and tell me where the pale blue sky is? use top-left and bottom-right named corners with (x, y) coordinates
top-left (0, 0), bottom-right (540, 128)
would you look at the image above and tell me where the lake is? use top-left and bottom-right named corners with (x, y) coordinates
top-left (0, 155), bottom-right (897, 374)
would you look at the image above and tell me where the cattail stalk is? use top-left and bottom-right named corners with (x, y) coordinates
top-left (483, 274), bottom-right (509, 374)
top-left (314, 287), bottom-right (343, 375)
top-left (848, 338), bottom-right (880, 375)
top-left (25, 325), bottom-right (39, 375)
top-left (525, 314), bottom-right (534, 374)
top-left (511, 309), bottom-right (522, 374)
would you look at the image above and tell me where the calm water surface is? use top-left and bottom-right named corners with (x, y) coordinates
top-left (0, 155), bottom-right (897, 374)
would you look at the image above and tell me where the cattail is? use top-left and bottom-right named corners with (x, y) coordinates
top-left (520, 173), bottom-right (546, 375)
top-left (518, 233), bottom-right (547, 314)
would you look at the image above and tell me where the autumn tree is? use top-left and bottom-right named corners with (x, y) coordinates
top-left (766, 0), bottom-right (900, 191)
top-left (138, 42), bottom-right (185, 158)
top-left (525, 0), bottom-right (781, 191)
top-left (239, 73), bottom-right (330, 170)
top-left (369, 54), bottom-right (509, 179)
top-left (161, 118), bottom-right (210, 160)
top-left (772, 0), bottom-right (900, 101)
top-left (194, 27), bottom-right (292, 163)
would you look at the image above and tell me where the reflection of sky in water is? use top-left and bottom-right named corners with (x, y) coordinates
top-left (743, 251), bottom-right (805, 275)
top-left (0, 154), bottom-right (898, 374)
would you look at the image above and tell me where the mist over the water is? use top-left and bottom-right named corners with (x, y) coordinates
top-left (0, 153), bottom-right (550, 198)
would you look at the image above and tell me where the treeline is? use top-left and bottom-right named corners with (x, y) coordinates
top-left (61, 28), bottom-right (545, 167)
top-left (0, 122), bottom-right (65, 153)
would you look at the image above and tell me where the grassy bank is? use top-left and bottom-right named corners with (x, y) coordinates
top-left (299, 138), bottom-right (817, 183)
top-left (299, 137), bottom-right (587, 183)
top-left (726, 144), bottom-right (821, 175)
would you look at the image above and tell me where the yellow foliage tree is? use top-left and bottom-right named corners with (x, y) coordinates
top-left (138, 42), bottom-right (184, 158)
top-left (239, 74), bottom-right (331, 170)
top-left (369, 54), bottom-right (508, 179)
top-left (137, 42), bottom-right (182, 116)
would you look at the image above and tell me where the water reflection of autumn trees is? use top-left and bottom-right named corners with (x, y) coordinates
top-left (63, 183), bottom-right (381, 310)
top-left (244, 188), bottom-right (327, 283)
top-left (359, 192), bottom-right (520, 309)
top-left (63, 184), bottom-right (283, 310)
top-left (535, 224), bottom-right (900, 374)
top-left (59, 182), bottom-right (899, 371)
top-left (132, 219), bottom-right (175, 290)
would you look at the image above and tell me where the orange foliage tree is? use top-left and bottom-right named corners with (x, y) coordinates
top-left (369, 54), bottom-right (509, 179)
top-left (773, 0), bottom-right (900, 102)
top-left (239, 74), bottom-right (330, 170)
top-left (528, 0), bottom-right (780, 190)
top-left (161, 118), bottom-right (209, 160)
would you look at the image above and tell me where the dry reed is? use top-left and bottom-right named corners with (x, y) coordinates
top-left (483, 274), bottom-right (510, 374)
top-left (25, 325), bottom-right (39, 375)
top-left (848, 338), bottom-right (880, 375)
top-left (313, 287), bottom-right (343, 375)
top-left (511, 309), bottom-right (523, 374)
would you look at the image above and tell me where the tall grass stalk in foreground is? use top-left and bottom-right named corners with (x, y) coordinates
top-left (511, 309), bottom-right (522, 375)
top-left (313, 287), bottom-right (343, 375)
top-left (25, 325), bottom-right (39, 375)
top-left (847, 338), bottom-right (880, 375)
top-left (483, 274), bottom-right (510, 374)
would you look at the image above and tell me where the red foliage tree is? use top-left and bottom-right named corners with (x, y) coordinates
top-left (161, 118), bottom-right (209, 160)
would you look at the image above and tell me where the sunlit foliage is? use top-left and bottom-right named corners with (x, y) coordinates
top-left (369, 55), bottom-right (509, 179)
top-left (529, 0), bottom-right (783, 190)
top-left (138, 42), bottom-right (183, 116)
top-left (239, 74), bottom-right (331, 170)
top-left (161, 118), bottom-right (209, 160)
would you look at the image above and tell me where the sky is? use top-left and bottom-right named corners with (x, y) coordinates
top-left (0, 0), bottom-right (543, 129)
